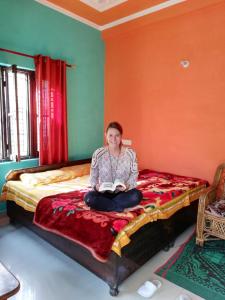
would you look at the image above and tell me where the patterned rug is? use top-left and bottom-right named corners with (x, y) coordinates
top-left (155, 234), bottom-right (225, 300)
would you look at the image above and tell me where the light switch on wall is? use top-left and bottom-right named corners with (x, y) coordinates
top-left (122, 139), bottom-right (132, 146)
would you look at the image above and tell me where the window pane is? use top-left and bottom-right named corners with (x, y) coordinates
top-left (7, 70), bottom-right (18, 158)
top-left (17, 72), bottom-right (29, 156)
top-left (0, 66), bottom-right (37, 161)
top-left (0, 68), bottom-right (10, 160)
top-left (7, 70), bottom-right (30, 157)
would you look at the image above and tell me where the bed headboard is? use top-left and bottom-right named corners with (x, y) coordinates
top-left (5, 158), bottom-right (91, 181)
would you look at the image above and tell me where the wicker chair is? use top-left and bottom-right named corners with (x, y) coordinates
top-left (196, 163), bottom-right (225, 246)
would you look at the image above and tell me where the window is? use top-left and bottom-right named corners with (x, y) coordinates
top-left (0, 65), bottom-right (38, 161)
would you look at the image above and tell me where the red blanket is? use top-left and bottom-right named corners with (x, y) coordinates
top-left (34, 169), bottom-right (208, 262)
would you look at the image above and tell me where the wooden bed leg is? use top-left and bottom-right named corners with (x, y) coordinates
top-left (8, 216), bottom-right (16, 224)
top-left (168, 239), bottom-right (175, 248)
top-left (109, 252), bottom-right (120, 296)
top-left (163, 239), bottom-right (175, 251)
top-left (109, 284), bottom-right (119, 296)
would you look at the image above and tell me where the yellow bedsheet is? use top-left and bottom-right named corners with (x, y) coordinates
top-left (1, 175), bottom-right (90, 212)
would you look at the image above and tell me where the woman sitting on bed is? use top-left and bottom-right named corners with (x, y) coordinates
top-left (84, 121), bottom-right (142, 212)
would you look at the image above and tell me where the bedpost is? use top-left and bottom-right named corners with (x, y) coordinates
top-left (108, 253), bottom-right (120, 296)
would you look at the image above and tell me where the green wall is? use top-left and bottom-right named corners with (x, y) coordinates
top-left (0, 0), bottom-right (104, 212)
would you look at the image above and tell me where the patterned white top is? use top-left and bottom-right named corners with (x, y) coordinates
top-left (90, 147), bottom-right (138, 190)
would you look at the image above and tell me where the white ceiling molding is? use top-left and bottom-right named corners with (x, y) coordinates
top-left (101, 0), bottom-right (186, 30)
top-left (80, 0), bottom-right (128, 12)
top-left (35, 0), bottom-right (101, 30)
top-left (35, 0), bottom-right (186, 31)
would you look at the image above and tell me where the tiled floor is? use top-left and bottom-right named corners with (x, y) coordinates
top-left (0, 224), bottom-right (204, 300)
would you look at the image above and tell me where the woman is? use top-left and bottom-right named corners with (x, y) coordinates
top-left (84, 121), bottom-right (142, 212)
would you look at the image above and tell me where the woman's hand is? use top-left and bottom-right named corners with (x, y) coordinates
top-left (117, 185), bottom-right (128, 192)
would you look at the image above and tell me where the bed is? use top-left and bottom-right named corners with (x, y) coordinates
top-left (1, 159), bottom-right (208, 296)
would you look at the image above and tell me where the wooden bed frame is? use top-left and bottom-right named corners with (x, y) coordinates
top-left (5, 159), bottom-right (199, 296)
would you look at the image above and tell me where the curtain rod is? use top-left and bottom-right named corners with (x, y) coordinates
top-left (0, 48), bottom-right (74, 68)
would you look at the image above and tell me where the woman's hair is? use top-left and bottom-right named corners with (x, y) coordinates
top-left (106, 121), bottom-right (123, 135)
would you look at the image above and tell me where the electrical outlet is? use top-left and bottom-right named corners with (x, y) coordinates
top-left (122, 139), bottom-right (132, 146)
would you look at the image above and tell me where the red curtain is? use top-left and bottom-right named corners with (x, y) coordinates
top-left (35, 55), bottom-right (68, 165)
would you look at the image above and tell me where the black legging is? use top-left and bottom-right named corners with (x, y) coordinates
top-left (84, 188), bottom-right (142, 212)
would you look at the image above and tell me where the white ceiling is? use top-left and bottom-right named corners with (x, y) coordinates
top-left (79, 0), bottom-right (128, 12)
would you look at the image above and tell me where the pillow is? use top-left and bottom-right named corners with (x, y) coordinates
top-left (20, 169), bottom-right (72, 187)
top-left (20, 163), bottom-right (91, 187)
top-left (60, 163), bottom-right (91, 178)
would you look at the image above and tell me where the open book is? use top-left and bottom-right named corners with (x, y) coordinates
top-left (99, 179), bottom-right (126, 193)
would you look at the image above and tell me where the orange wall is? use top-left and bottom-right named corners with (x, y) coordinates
top-left (103, 2), bottom-right (225, 183)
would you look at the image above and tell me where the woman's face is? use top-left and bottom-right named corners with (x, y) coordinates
top-left (106, 128), bottom-right (122, 148)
